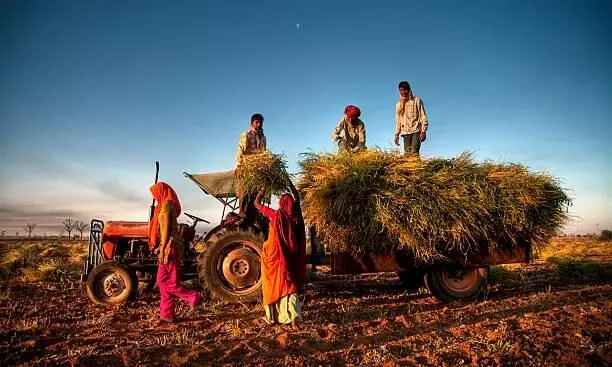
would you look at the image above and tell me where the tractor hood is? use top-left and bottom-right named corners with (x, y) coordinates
top-left (103, 221), bottom-right (149, 238)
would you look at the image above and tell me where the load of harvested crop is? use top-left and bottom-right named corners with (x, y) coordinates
top-left (234, 151), bottom-right (291, 197)
top-left (298, 150), bottom-right (571, 261)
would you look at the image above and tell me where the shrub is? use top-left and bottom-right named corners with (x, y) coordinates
top-left (1, 242), bottom-right (84, 282)
top-left (598, 230), bottom-right (612, 241)
top-left (488, 266), bottom-right (522, 287)
top-left (550, 258), bottom-right (609, 282)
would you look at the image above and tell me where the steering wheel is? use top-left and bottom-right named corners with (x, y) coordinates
top-left (184, 212), bottom-right (210, 225)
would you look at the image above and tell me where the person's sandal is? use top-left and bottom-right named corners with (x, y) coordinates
top-left (160, 316), bottom-right (175, 323)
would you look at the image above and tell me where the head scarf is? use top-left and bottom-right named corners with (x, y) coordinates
top-left (149, 182), bottom-right (182, 248)
top-left (274, 193), bottom-right (307, 289)
top-left (344, 105), bottom-right (361, 119)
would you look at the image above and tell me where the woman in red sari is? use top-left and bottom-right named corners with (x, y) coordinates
top-left (149, 182), bottom-right (202, 322)
top-left (254, 182), bottom-right (306, 328)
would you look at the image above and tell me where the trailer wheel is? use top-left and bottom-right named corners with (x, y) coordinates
top-left (86, 261), bottom-right (137, 305)
top-left (425, 267), bottom-right (488, 303)
top-left (198, 228), bottom-right (264, 302)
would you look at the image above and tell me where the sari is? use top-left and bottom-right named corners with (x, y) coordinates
top-left (258, 193), bottom-right (306, 323)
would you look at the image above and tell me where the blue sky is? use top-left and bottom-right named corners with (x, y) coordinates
top-left (1, 0), bottom-right (611, 235)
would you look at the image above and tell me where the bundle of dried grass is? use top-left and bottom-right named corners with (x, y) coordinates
top-left (298, 151), bottom-right (399, 254)
top-left (298, 150), bottom-right (571, 262)
top-left (235, 151), bottom-right (291, 197)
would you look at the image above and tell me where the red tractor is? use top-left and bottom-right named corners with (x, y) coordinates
top-left (82, 164), bottom-right (270, 304)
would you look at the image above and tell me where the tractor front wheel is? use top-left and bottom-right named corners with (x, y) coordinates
top-left (86, 261), bottom-right (137, 305)
top-left (198, 228), bottom-right (264, 302)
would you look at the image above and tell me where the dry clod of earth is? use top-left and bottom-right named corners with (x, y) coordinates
top-left (0, 237), bottom-right (611, 366)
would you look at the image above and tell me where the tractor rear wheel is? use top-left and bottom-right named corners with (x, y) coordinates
top-left (425, 266), bottom-right (488, 303)
top-left (198, 228), bottom-right (264, 302)
top-left (86, 261), bottom-right (137, 305)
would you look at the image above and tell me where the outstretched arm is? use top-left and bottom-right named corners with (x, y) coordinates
top-left (255, 190), bottom-right (277, 220)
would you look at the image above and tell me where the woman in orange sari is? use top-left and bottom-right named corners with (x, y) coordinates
top-left (149, 182), bottom-right (202, 322)
top-left (254, 182), bottom-right (306, 328)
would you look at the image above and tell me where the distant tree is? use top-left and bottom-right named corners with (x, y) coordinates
top-left (23, 223), bottom-right (36, 238)
top-left (599, 230), bottom-right (612, 241)
top-left (1, 230), bottom-right (5, 238)
top-left (74, 221), bottom-right (90, 240)
top-left (16, 232), bottom-right (19, 238)
top-left (62, 218), bottom-right (77, 241)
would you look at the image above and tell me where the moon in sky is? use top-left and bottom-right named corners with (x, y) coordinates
top-left (296, 23), bottom-right (300, 29)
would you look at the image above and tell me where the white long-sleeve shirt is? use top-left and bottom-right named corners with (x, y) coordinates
top-left (235, 129), bottom-right (266, 167)
top-left (395, 97), bottom-right (428, 136)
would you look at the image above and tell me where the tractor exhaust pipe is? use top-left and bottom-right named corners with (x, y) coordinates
top-left (148, 161), bottom-right (160, 223)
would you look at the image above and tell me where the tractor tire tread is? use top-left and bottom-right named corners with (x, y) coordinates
top-left (198, 228), bottom-right (265, 303)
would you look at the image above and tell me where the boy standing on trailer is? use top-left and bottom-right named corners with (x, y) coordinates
top-left (235, 113), bottom-right (267, 166)
top-left (235, 113), bottom-right (267, 218)
top-left (394, 81), bottom-right (429, 156)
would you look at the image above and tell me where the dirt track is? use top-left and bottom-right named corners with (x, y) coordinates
top-left (1, 263), bottom-right (611, 367)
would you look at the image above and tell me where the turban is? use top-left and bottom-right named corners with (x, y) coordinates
top-left (344, 105), bottom-right (361, 119)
